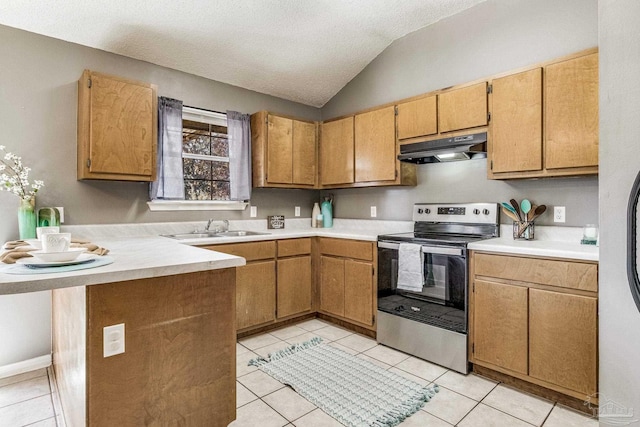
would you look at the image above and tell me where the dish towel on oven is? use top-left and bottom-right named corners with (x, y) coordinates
top-left (397, 243), bottom-right (424, 292)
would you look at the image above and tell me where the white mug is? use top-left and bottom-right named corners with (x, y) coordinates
top-left (36, 226), bottom-right (60, 240)
top-left (41, 233), bottom-right (71, 252)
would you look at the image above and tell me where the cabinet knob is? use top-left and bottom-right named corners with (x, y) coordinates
top-left (473, 209), bottom-right (480, 215)
top-left (483, 209), bottom-right (490, 215)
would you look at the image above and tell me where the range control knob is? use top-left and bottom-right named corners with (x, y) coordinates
top-left (417, 208), bottom-right (424, 214)
top-left (473, 208), bottom-right (480, 215)
top-left (425, 208), bottom-right (431, 214)
top-left (483, 209), bottom-right (490, 215)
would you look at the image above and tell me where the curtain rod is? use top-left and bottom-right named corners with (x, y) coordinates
top-left (183, 105), bottom-right (226, 116)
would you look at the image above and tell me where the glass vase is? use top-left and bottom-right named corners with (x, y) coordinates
top-left (18, 197), bottom-right (36, 239)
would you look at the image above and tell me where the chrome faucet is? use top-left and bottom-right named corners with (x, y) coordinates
top-left (205, 218), bottom-right (215, 231)
top-left (205, 219), bottom-right (230, 232)
top-left (222, 220), bottom-right (230, 232)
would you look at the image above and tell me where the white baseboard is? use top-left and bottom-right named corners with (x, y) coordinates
top-left (0, 354), bottom-right (52, 379)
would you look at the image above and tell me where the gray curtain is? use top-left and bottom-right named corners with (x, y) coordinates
top-left (149, 97), bottom-right (185, 200)
top-left (227, 111), bottom-right (252, 201)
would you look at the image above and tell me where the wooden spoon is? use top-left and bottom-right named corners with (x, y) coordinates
top-left (502, 207), bottom-right (520, 222)
top-left (529, 205), bottom-right (547, 222)
top-left (510, 199), bottom-right (523, 221)
top-left (527, 204), bottom-right (538, 221)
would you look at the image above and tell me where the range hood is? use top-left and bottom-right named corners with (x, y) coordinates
top-left (398, 132), bottom-right (487, 164)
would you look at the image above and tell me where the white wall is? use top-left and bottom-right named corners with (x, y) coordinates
top-left (599, 1), bottom-right (640, 423)
top-left (321, 0), bottom-right (599, 227)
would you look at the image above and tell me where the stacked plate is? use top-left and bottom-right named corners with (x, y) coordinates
top-left (18, 248), bottom-right (96, 267)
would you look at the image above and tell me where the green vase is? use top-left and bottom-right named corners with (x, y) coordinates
top-left (18, 197), bottom-right (36, 239)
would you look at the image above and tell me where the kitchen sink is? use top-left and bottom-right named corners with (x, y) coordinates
top-left (213, 230), bottom-right (270, 237)
top-left (162, 230), bottom-right (270, 240)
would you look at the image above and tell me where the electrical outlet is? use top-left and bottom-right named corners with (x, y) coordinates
top-left (103, 323), bottom-right (125, 358)
top-left (554, 206), bottom-right (566, 223)
top-left (250, 206), bottom-right (257, 218)
top-left (294, 206), bottom-right (300, 217)
top-left (370, 206), bottom-right (377, 218)
top-left (55, 207), bottom-right (64, 223)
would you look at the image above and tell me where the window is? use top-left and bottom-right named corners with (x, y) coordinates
top-left (182, 107), bottom-right (230, 200)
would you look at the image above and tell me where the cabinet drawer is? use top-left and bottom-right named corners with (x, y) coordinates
top-left (277, 238), bottom-right (312, 257)
top-left (206, 241), bottom-right (276, 261)
top-left (474, 253), bottom-right (597, 292)
top-left (319, 238), bottom-right (373, 261)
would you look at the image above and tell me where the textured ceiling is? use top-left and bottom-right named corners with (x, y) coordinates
top-left (0, 0), bottom-right (485, 107)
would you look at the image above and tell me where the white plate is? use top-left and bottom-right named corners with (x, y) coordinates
top-left (16, 253), bottom-right (96, 267)
top-left (27, 248), bottom-right (88, 263)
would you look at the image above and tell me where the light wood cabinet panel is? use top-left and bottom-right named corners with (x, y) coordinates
top-left (251, 111), bottom-right (317, 189)
top-left (266, 114), bottom-right (293, 184)
top-left (207, 241), bottom-right (276, 262)
top-left (474, 280), bottom-right (529, 375)
top-left (318, 238), bottom-right (373, 261)
top-left (545, 53), bottom-right (599, 169)
top-left (344, 260), bottom-right (374, 326)
top-left (236, 261), bottom-right (276, 330)
top-left (354, 106), bottom-right (396, 182)
top-left (277, 256), bottom-right (312, 318)
top-left (397, 96), bottom-right (438, 140)
top-left (438, 82), bottom-right (488, 133)
top-left (77, 70), bottom-right (157, 181)
top-left (292, 120), bottom-right (317, 185)
top-left (474, 253), bottom-right (597, 292)
top-left (529, 289), bottom-right (597, 396)
top-left (319, 255), bottom-right (345, 317)
top-left (277, 238), bottom-right (311, 257)
top-left (490, 68), bottom-right (543, 173)
top-left (320, 117), bottom-right (354, 186)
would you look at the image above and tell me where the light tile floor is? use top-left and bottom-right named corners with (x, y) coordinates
top-left (0, 318), bottom-right (599, 427)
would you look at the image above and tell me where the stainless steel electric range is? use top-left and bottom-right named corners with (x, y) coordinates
top-left (376, 203), bottom-right (500, 374)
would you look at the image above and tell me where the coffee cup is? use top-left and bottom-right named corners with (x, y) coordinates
top-left (41, 233), bottom-right (71, 252)
top-left (37, 226), bottom-right (60, 240)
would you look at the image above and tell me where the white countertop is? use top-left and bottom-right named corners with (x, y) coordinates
top-left (0, 236), bottom-right (245, 295)
top-left (468, 225), bottom-right (599, 262)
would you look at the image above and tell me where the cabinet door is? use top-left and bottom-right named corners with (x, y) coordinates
top-left (397, 96), bottom-right (437, 140)
top-left (545, 53), bottom-right (599, 169)
top-left (490, 68), bottom-right (543, 173)
top-left (319, 117), bottom-right (354, 186)
top-left (277, 256), bottom-right (312, 318)
top-left (236, 261), bottom-right (276, 330)
top-left (319, 256), bottom-right (345, 316)
top-left (473, 280), bottom-right (528, 374)
top-left (354, 106), bottom-right (396, 183)
top-left (292, 120), bottom-right (316, 185)
top-left (84, 72), bottom-right (156, 180)
top-left (529, 289), bottom-right (597, 396)
top-left (438, 82), bottom-right (488, 133)
top-left (266, 115), bottom-right (293, 184)
top-left (344, 260), bottom-right (374, 325)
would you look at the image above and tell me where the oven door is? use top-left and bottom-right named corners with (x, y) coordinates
top-left (377, 241), bottom-right (468, 333)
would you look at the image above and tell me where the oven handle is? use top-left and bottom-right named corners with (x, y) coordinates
top-left (377, 241), bottom-right (464, 256)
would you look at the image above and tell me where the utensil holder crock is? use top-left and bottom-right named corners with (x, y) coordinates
top-left (513, 221), bottom-right (534, 240)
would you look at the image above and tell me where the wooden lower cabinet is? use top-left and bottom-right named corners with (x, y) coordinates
top-left (236, 261), bottom-right (276, 329)
top-left (470, 252), bottom-right (598, 401)
top-left (473, 280), bottom-right (528, 375)
top-left (277, 255), bottom-right (312, 318)
top-left (318, 238), bottom-right (376, 328)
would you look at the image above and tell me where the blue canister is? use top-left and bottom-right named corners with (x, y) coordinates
top-left (321, 198), bottom-right (333, 228)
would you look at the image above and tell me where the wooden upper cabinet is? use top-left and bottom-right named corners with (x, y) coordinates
top-left (438, 82), bottom-right (488, 133)
top-left (320, 116), bottom-right (355, 186)
top-left (77, 70), bottom-right (157, 181)
top-left (545, 53), bottom-right (599, 170)
top-left (490, 68), bottom-right (543, 174)
top-left (251, 111), bottom-right (317, 188)
top-left (266, 114), bottom-right (293, 184)
top-left (292, 120), bottom-right (317, 185)
top-left (354, 106), bottom-right (396, 183)
top-left (397, 96), bottom-right (437, 140)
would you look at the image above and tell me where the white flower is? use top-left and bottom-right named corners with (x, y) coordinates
top-left (0, 146), bottom-right (44, 200)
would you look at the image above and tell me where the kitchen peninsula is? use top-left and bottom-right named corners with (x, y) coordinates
top-left (0, 237), bottom-right (244, 427)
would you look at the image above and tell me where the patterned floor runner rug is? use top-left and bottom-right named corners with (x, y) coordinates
top-left (249, 337), bottom-right (439, 427)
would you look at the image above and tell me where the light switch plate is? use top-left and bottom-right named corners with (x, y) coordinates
top-left (55, 207), bottom-right (64, 223)
top-left (554, 206), bottom-right (566, 223)
top-left (294, 206), bottom-right (300, 217)
top-left (250, 206), bottom-right (257, 218)
top-left (103, 323), bottom-right (125, 358)
top-left (370, 206), bottom-right (377, 218)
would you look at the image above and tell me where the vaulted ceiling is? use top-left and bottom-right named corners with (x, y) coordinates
top-left (0, 0), bottom-right (485, 107)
